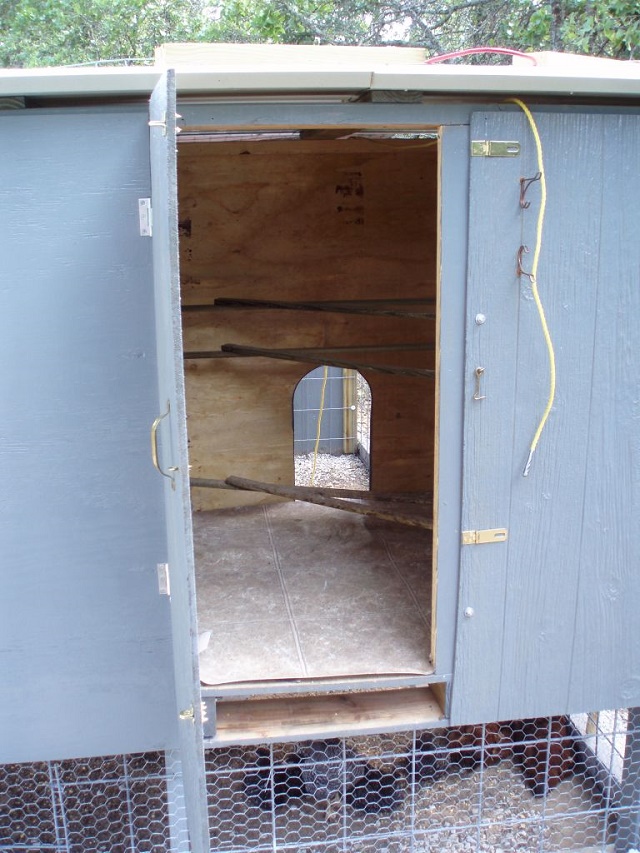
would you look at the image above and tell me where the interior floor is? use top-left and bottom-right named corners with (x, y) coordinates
top-left (194, 501), bottom-right (433, 686)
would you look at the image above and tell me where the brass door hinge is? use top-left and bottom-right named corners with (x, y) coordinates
top-left (462, 528), bottom-right (508, 545)
top-left (471, 140), bottom-right (520, 157)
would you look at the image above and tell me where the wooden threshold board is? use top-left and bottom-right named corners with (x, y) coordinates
top-left (208, 687), bottom-right (445, 746)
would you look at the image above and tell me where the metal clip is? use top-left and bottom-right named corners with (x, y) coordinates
top-left (519, 172), bottom-right (542, 209)
top-left (473, 366), bottom-right (486, 400)
top-left (516, 245), bottom-right (534, 282)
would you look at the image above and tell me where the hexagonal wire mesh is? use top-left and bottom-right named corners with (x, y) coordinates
top-left (206, 710), bottom-right (640, 853)
top-left (2, 711), bottom-right (639, 853)
top-left (0, 751), bottom-right (190, 853)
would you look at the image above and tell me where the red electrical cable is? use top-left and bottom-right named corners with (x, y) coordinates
top-left (425, 47), bottom-right (538, 66)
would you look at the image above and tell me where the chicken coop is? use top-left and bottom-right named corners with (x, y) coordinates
top-left (1, 44), bottom-right (640, 853)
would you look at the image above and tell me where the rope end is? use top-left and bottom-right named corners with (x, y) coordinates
top-left (523, 448), bottom-right (535, 477)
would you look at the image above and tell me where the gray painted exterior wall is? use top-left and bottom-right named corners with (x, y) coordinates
top-left (451, 109), bottom-right (640, 724)
top-left (1, 86), bottom-right (639, 846)
top-left (0, 105), bottom-right (178, 762)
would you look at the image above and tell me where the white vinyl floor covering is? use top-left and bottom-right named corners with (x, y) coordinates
top-left (193, 501), bottom-right (433, 686)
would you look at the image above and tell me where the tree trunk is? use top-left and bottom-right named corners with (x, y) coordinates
top-left (550, 0), bottom-right (566, 51)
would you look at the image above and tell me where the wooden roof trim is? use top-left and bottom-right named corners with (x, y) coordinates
top-left (0, 44), bottom-right (638, 99)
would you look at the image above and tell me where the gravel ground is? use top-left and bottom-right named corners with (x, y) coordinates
top-left (295, 452), bottom-right (370, 490)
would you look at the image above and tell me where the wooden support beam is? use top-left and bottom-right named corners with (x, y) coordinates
top-left (190, 477), bottom-right (432, 504)
top-left (190, 478), bottom-right (236, 491)
top-left (225, 475), bottom-right (433, 530)
top-left (184, 343), bottom-right (435, 360)
top-left (210, 687), bottom-right (444, 745)
top-left (220, 343), bottom-right (435, 378)
top-left (183, 297), bottom-right (435, 319)
top-left (288, 343), bottom-right (435, 353)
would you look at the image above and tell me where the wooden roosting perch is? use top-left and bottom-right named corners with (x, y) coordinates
top-left (190, 476), bottom-right (433, 530)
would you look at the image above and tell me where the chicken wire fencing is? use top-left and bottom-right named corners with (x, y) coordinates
top-left (3, 711), bottom-right (640, 853)
top-left (0, 751), bottom-right (190, 853)
top-left (207, 712), bottom-right (640, 853)
top-left (292, 368), bottom-right (370, 465)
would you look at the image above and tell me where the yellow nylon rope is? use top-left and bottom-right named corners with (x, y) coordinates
top-left (509, 98), bottom-right (556, 477)
top-left (310, 365), bottom-right (329, 486)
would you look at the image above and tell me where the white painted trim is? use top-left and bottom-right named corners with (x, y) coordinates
top-left (0, 66), bottom-right (160, 97)
top-left (371, 64), bottom-right (640, 97)
top-left (0, 47), bottom-right (638, 100)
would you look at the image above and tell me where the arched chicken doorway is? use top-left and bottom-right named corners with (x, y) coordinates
top-left (293, 367), bottom-right (371, 490)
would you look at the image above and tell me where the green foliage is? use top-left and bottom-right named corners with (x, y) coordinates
top-left (561, 1), bottom-right (640, 58)
top-left (206, 0), bottom-right (639, 59)
top-left (1, 0), bottom-right (637, 68)
top-left (0, 0), bottom-right (205, 67)
top-left (205, 0), bottom-right (376, 46)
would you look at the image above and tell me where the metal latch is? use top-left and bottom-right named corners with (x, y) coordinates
top-left (462, 528), bottom-right (508, 545)
top-left (138, 198), bottom-right (152, 236)
top-left (471, 140), bottom-right (520, 157)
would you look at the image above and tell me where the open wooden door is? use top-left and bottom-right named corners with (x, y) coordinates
top-left (451, 110), bottom-right (640, 725)
top-left (149, 71), bottom-right (210, 853)
top-left (0, 103), bottom-right (177, 763)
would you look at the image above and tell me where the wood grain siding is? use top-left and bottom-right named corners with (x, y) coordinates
top-left (178, 138), bottom-right (438, 511)
top-left (149, 73), bottom-right (210, 853)
top-left (451, 112), bottom-right (525, 724)
top-left (568, 115), bottom-right (640, 712)
top-left (498, 112), bottom-right (605, 720)
top-left (0, 107), bottom-right (176, 761)
top-left (432, 123), bottom-right (470, 679)
top-left (452, 110), bottom-right (640, 724)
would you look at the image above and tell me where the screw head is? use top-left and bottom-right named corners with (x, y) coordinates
top-left (464, 607), bottom-right (475, 618)
top-left (475, 314), bottom-right (486, 325)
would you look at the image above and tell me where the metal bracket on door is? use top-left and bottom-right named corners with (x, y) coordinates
top-left (462, 528), bottom-right (508, 545)
top-left (157, 563), bottom-right (171, 596)
top-left (138, 198), bottom-right (152, 237)
top-left (473, 366), bottom-right (486, 400)
top-left (148, 112), bottom-right (183, 136)
top-left (471, 140), bottom-right (521, 157)
top-left (151, 402), bottom-right (178, 488)
top-left (148, 112), bottom-right (168, 135)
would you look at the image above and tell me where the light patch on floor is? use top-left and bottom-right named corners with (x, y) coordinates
top-left (193, 501), bottom-right (432, 686)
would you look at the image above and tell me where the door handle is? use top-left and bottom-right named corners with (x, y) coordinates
top-left (473, 366), bottom-right (486, 401)
top-left (151, 402), bottom-right (178, 487)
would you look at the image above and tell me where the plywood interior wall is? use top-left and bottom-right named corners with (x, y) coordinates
top-left (178, 137), bottom-right (438, 510)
